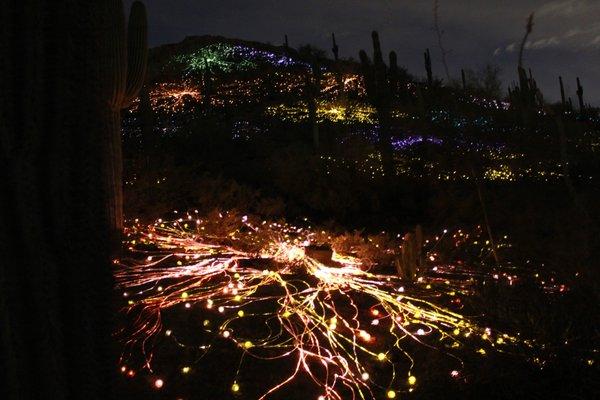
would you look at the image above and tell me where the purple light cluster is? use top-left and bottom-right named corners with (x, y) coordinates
top-left (392, 135), bottom-right (443, 150)
top-left (233, 45), bottom-right (309, 69)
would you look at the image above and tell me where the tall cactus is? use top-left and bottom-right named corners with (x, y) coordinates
top-left (331, 32), bottom-right (339, 61)
top-left (359, 31), bottom-right (394, 178)
top-left (576, 77), bottom-right (585, 114)
top-left (331, 32), bottom-right (345, 98)
top-left (559, 76), bottom-right (566, 108)
top-left (424, 48), bottom-right (433, 86)
top-left (1, 2), bottom-right (149, 398)
top-left (512, 66), bottom-right (538, 128)
top-left (99, 0), bottom-right (148, 236)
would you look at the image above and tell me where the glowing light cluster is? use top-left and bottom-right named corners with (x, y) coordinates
top-left (265, 101), bottom-right (377, 124)
top-left (116, 212), bottom-right (532, 399)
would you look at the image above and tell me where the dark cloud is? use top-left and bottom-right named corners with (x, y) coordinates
top-left (126, 0), bottom-right (600, 104)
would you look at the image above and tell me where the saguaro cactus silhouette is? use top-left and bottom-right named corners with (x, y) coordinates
top-left (424, 48), bottom-right (433, 86)
top-left (331, 32), bottom-right (339, 61)
top-left (1, 1), bottom-right (148, 398)
top-left (359, 31), bottom-right (394, 178)
top-left (576, 77), bottom-right (585, 114)
top-left (559, 76), bottom-right (566, 109)
top-left (100, 0), bottom-right (148, 235)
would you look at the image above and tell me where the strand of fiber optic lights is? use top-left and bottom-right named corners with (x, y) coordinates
top-left (116, 215), bottom-right (526, 399)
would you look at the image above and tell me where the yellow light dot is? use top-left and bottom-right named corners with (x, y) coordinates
top-left (234, 273), bottom-right (240, 279)
top-left (282, 311), bottom-right (291, 318)
top-left (477, 348), bottom-right (487, 355)
top-left (377, 353), bottom-right (386, 361)
top-left (408, 375), bottom-right (417, 385)
top-left (387, 390), bottom-right (396, 398)
top-left (181, 366), bottom-right (190, 374)
top-left (181, 292), bottom-right (188, 299)
top-left (231, 383), bottom-right (240, 392)
top-left (453, 329), bottom-right (460, 335)
top-left (203, 319), bottom-right (210, 326)
top-left (243, 341), bottom-right (253, 349)
top-left (234, 295), bottom-right (242, 302)
top-left (237, 310), bottom-right (245, 317)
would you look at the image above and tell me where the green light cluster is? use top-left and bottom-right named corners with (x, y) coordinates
top-left (173, 43), bottom-right (256, 74)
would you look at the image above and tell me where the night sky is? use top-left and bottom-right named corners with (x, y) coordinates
top-left (127, 0), bottom-right (600, 105)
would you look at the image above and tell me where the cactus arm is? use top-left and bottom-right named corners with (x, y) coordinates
top-left (102, 0), bottom-right (127, 110)
top-left (371, 31), bottom-right (383, 65)
top-left (123, 1), bottom-right (148, 107)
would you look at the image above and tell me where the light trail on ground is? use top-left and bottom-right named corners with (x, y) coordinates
top-left (116, 212), bottom-right (530, 399)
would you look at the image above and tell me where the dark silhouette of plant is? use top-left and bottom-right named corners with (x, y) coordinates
top-left (101, 0), bottom-right (148, 235)
top-left (511, 13), bottom-right (538, 128)
top-left (359, 31), bottom-right (394, 178)
top-left (559, 76), bottom-right (567, 109)
top-left (576, 77), bottom-right (585, 115)
top-left (0, 1), bottom-right (148, 399)
top-left (331, 32), bottom-right (339, 62)
top-left (433, 0), bottom-right (451, 82)
top-left (424, 48), bottom-right (433, 86)
top-left (298, 45), bottom-right (326, 150)
top-left (331, 33), bottom-right (345, 99)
